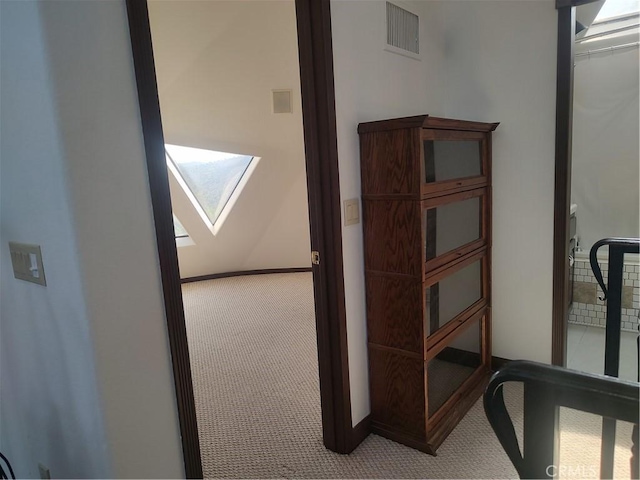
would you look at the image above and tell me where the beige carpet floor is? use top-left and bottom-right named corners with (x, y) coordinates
top-left (182, 272), bottom-right (636, 479)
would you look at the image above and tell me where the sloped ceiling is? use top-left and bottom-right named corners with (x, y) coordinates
top-left (576, 0), bottom-right (605, 37)
top-left (148, 1), bottom-right (311, 278)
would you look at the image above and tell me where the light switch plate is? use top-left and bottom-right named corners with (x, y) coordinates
top-left (9, 242), bottom-right (46, 286)
top-left (344, 198), bottom-right (360, 226)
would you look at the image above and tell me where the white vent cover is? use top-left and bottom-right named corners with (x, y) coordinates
top-left (272, 89), bottom-right (293, 114)
top-left (386, 2), bottom-right (419, 56)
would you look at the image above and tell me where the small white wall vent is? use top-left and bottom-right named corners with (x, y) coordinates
top-left (386, 2), bottom-right (419, 58)
top-left (272, 89), bottom-right (293, 114)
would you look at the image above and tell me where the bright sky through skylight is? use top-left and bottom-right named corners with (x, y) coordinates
top-left (165, 144), bottom-right (243, 164)
top-left (165, 144), bottom-right (253, 225)
top-left (595, 0), bottom-right (639, 22)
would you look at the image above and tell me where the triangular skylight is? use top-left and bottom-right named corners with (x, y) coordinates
top-left (165, 144), bottom-right (254, 226)
top-left (594, 0), bottom-right (639, 22)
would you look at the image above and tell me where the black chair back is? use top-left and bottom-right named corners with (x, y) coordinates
top-left (484, 361), bottom-right (639, 479)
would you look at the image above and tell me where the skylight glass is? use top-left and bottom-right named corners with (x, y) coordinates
top-left (594, 0), bottom-right (639, 22)
top-left (173, 215), bottom-right (188, 238)
top-left (165, 144), bottom-right (253, 225)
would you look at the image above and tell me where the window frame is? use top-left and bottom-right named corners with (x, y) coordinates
top-left (165, 145), bottom-right (260, 236)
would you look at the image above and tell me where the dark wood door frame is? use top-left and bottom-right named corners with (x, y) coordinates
top-left (295, 0), bottom-right (356, 453)
top-left (551, 0), bottom-right (601, 366)
top-left (125, 0), bottom-right (357, 477)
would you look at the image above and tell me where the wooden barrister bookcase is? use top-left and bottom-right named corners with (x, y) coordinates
top-left (358, 115), bottom-right (499, 454)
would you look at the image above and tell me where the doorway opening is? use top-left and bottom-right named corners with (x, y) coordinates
top-left (125, 1), bottom-right (358, 476)
top-left (565, 0), bottom-right (639, 378)
top-left (552, 0), bottom-right (639, 379)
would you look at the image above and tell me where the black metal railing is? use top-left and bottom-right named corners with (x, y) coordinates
top-left (590, 238), bottom-right (640, 477)
top-left (484, 361), bottom-right (639, 479)
top-left (485, 238), bottom-right (640, 478)
top-left (589, 238), bottom-right (639, 380)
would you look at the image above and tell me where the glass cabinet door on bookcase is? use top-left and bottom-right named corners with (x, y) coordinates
top-left (421, 130), bottom-right (489, 196)
top-left (422, 188), bottom-right (489, 272)
top-left (358, 114), bottom-right (498, 456)
top-left (423, 253), bottom-right (488, 341)
top-left (426, 314), bottom-right (488, 422)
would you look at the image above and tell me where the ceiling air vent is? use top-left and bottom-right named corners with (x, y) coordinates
top-left (386, 2), bottom-right (419, 56)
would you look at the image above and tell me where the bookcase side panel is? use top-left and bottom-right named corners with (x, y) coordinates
top-left (360, 129), bottom-right (420, 196)
top-left (362, 200), bottom-right (422, 276)
top-left (366, 274), bottom-right (423, 354)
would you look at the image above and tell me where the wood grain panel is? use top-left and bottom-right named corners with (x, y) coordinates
top-left (358, 115), bottom-right (429, 134)
top-left (362, 200), bottom-right (422, 276)
top-left (422, 117), bottom-right (499, 133)
top-left (421, 186), bottom-right (486, 209)
top-left (483, 308), bottom-right (492, 368)
top-left (426, 305), bottom-right (487, 354)
top-left (368, 343), bottom-right (422, 359)
top-left (369, 348), bottom-right (426, 440)
top-left (357, 115), bottom-right (499, 134)
top-left (426, 369), bottom-right (490, 450)
top-left (372, 370), bottom-right (491, 455)
top-left (360, 129), bottom-right (420, 196)
top-left (423, 248), bottom-right (487, 285)
top-left (420, 177), bottom-right (487, 198)
top-left (359, 115), bottom-right (496, 455)
top-left (425, 239), bottom-right (486, 274)
top-left (370, 422), bottom-right (435, 455)
top-left (362, 193), bottom-right (416, 200)
top-left (421, 129), bottom-right (485, 141)
top-left (428, 366), bottom-right (487, 427)
top-left (366, 275), bottom-right (422, 353)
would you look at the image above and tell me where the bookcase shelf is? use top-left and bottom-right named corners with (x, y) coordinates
top-left (359, 114), bottom-right (499, 454)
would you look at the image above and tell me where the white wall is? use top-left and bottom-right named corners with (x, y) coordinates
top-left (39, 1), bottom-right (185, 476)
top-left (331, 0), bottom-right (558, 424)
top-left (0, 0), bottom-right (563, 471)
top-left (1, 1), bottom-right (184, 477)
top-left (147, 1), bottom-right (311, 279)
top-left (0, 2), bottom-right (110, 476)
top-left (331, 0), bottom-right (447, 425)
top-left (571, 47), bottom-right (640, 251)
top-left (442, 0), bottom-right (558, 364)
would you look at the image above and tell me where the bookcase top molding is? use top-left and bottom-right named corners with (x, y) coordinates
top-left (357, 114), bottom-right (500, 134)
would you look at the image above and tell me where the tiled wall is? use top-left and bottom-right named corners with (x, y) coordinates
top-left (569, 258), bottom-right (639, 332)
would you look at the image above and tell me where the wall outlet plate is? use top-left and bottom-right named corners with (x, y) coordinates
top-left (344, 198), bottom-right (360, 226)
top-left (9, 242), bottom-right (46, 286)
